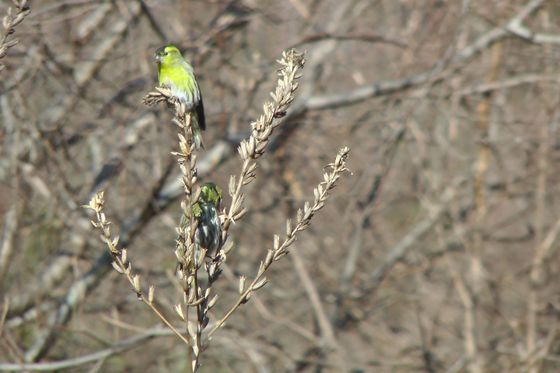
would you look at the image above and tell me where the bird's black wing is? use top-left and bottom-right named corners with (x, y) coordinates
top-left (196, 95), bottom-right (206, 131)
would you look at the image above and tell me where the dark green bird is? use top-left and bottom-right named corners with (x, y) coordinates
top-left (179, 182), bottom-right (222, 261)
top-left (155, 44), bottom-right (205, 148)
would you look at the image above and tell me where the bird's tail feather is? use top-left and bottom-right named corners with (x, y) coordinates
top-left (193, 117), bottom-right (204, 149)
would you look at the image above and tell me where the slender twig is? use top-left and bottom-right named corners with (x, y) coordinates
top-left (0, 327), bottom-right (174, 372)
top-left (0, 0), bottom-right (30, 72)
top-left (144, 88), bottom-right (205, 371)
top-left (209, 146), bottom-right (350, 337)
top-left (221, 49), bottom-right (306, 240)
top-left (84, 193), bottom-right (190, 346)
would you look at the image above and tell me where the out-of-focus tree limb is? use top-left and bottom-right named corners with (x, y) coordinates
top-left (2, 327), bottom-right (171, 371)
top-left (73, 2), bottom-right (113, 44)
top-left (506, 21), bottom-right (560, 45)
top-left (290, 31), bottom-right (408, 49)
top-left (334, 128), bottom-right (405, 325)
top-left (136, 0), bottom-right (168, 42)
top-left (457, 74), bottom-right (560, 97)
top-left (6, 255), bottom-right (75, 318)
top-left (367, 176), bottom-right (467, 291)
top-left (41, 1), bottom-right (142, 129)
top-left (0, 201), bottom-right (26, 286)
top-left (302, 0), bottom-right (548, 111)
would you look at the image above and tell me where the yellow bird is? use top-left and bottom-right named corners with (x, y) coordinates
top-left (155, 44), bottom-right (205, 148)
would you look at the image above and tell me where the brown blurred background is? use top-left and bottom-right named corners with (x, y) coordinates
top-left (1, 0), bottom-right (560, 371)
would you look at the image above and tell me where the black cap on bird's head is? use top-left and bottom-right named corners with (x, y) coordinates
top-left (154, 45), bottom-right (166, 59)
top-left (155, 44), bottom-right (182, 63)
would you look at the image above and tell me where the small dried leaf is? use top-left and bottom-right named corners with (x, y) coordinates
top-left (175, 304), bottom-right (185, 320)
top-left (111, 261), bottom-right (124, 273)
top-left (132, 275), bottom-right (140, 292)
top-left (274, 250), bottom-right (289, 261)
top-left (239, 276), bottom-right (246, 294)
top-left (233, 207), bottom-right (247, 221)
top-left (124, 262), bottom-right (132, 275)
top-left (3, 16), bottom-right (11, 29)
top-left (286, 236), bottom-right (297, 246)
top-left (265, 249), bottom-right (274, 265)
top-left (237, 141), bottom-right (246, 158)
top-left (242, 291), bottom-right (252, 304)
top-left (246, 162), bottom-right (257, 175)
top-left (257, 261), bottom-right (266, 275)
top-left (242, 175), bottom-right (254, 186)
top-left (148, 285), bottom-right (155, 303)
top-left (222, 240), bottom-right (234, 254)
top-left (229, 175), bottom-right (236, 196)
top-left (208, 294), bottom-right (219, 309)
top-left (253, 277), bottom-right (268, 291)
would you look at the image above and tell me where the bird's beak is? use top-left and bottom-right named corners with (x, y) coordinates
top-left (154, 53), bottom-right (161, 63)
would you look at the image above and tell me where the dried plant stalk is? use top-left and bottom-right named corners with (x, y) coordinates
top-left (0, 0), bottom-right (30, 72)
top-left (84, 193), bottom-right (189, 346)
top-left (209, 146), bottom-right (350, 337)
top-left (145, 88), bottom-right (206, 369)
top-left (87, 48), bottom-right (350, 372)
top-left (222, 50), bottom-right (306, 240)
